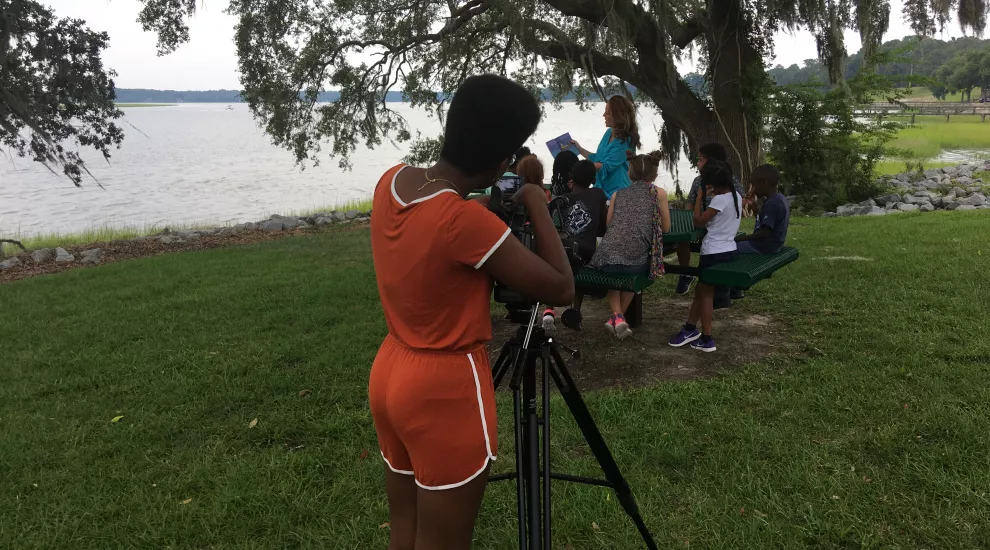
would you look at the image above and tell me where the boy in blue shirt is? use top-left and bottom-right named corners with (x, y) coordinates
top-left (735, 164), bottom-right (789, 254)
top-left (730, 164), bottom-right (790, 299)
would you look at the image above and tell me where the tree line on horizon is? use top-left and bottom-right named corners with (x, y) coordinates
top-left (122, 35), bottom-right (990, 105)
top-left (115, 88), bottom-right (598, 103)
top-left (681, 35), bottom-right (990, 99)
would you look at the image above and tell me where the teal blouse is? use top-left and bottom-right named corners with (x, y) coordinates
top-left (587, 129), bottom-right (633, 200)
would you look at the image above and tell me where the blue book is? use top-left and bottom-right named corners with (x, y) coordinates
top-left (546, 133), bottom-right (574, 158)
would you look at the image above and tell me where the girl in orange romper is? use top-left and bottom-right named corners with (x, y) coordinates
top-left (369, 75), bottom-right (574, 550)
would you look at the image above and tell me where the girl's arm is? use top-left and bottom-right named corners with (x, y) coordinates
top-left (656, 188), bottom-right (671, 233)
top-left (606, 196), bottom-right (616, 226)
top-left (693, 189), bottom-right (718, 227)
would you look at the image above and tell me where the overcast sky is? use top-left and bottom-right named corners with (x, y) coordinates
top-left (47, 0), bottom-right (967, 90)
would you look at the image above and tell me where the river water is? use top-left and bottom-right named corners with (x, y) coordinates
top-left (0, 103), bottom-right (696, 238)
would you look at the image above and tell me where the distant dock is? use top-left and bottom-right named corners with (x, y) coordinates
top-left (858, 101), bottom-right (990, 122)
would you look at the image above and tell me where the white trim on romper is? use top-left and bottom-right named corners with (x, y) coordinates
top-left (390, 165), bottom-right (458, 207)
top-left (474, 228), bottom-right (511, 269)
top-left (415, 352), bottom-right (497, 491)
top-left (381, 451), bottom-right (414, 476)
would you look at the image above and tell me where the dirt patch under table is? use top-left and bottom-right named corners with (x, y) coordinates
top-left (487, 292), bottom-right (797, 391)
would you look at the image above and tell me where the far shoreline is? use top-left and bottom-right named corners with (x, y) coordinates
top-left (115, 103), bottom-right (177, 107)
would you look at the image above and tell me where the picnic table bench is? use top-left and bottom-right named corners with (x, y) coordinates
top-left (574, 210), bottom-right (799, 328)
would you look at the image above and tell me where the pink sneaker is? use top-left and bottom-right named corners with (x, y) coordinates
top-left (605, 314), bottom-right (616, 334)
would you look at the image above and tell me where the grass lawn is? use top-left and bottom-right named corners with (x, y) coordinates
top-left (898, 87), bottom-right (965, 102)
top-left (2, 214), bottom-right (990, 548)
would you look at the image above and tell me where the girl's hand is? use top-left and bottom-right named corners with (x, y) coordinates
top-left (512, 184), bottom-right (548, 207)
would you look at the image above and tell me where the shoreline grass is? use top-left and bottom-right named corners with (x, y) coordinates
top-left (0, 197), bottom-right (373, 255)
top-left (877, 115), bottom-right (990, 175)
top-left (1, 213), bottom-right (989, 548)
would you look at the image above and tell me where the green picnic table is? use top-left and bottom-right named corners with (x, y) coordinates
top-left (574, 209), bottom-right (799, 328)
top-left (663, 208), bottom-right (706, 244)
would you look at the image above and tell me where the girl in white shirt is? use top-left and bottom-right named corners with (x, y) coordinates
top-left (668, 160), bottom-right (741, 352)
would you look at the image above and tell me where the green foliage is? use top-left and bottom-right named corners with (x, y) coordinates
top-left (767, 35), bottom-right (990, 88)
top-left (129, 0), bottom-right (985, 181)
top-left (930, 46), bottom-right (990, 101)
top-left (765, 63), bottom-right (907, 210)
top-left (0, 0), bottom-right (124, 185)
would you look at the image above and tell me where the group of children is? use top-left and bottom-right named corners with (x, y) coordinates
top-left (500, 142), bottom-right (790, 353)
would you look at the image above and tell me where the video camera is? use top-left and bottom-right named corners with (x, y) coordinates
top-left (487, 180), bottom-right (584, 318)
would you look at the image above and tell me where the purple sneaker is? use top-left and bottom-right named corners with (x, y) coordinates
top-left (668, 327), bottom-right (701, 347)
top-left (690, 338), bottom-right (716, 353)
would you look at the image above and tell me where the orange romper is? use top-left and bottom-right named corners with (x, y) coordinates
top-left (369, 164), bottom-right (512, 490)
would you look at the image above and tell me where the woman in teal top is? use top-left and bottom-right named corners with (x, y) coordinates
top-left (570, 96), bottom-right (641, 200)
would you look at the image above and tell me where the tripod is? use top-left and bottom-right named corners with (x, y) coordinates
top-left (488, 306), bottom-right (658, 550)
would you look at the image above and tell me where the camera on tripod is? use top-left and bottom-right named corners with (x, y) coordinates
top-left (487, 179), bottom-right (583, 320)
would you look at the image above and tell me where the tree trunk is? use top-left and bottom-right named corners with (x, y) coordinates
top-left (637, 0), bottom-right (762, 195)
top-left (702, 0), bottom-right (762, 192)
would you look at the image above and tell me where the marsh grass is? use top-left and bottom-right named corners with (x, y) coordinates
top-left (0, 197), bottom-right (374, 255)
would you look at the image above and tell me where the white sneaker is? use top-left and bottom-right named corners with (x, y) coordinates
top-left (614, 318), bottom-right (633, 340)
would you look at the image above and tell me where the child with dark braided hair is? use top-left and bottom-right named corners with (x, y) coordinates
top-left (668, 159), bottom-right (742, 352)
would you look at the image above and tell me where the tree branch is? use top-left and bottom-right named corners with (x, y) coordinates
top-left (0, 239), bottom-right (27, 252)
top-left (541, 0), bottom-right (613, 26)
top-left (523, 33), bottom-right (640, 88)
top-left (670, 16), bottom-right (702, 48)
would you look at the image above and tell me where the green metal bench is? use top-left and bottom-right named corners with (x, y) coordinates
top-left (573, 246), bottom-right (800, 327)
top-left (700, 246), bottom-right (800, 289)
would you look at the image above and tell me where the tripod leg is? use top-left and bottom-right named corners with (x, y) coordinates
top-left (541, 354), bottom-right (552, 550)
top-left (511, 380), bottom-right (528, 550)
top-left (547, 347), bottom-right (659, 550)
top-left (491, 339), bottom-right (515, 389)
top-left (523, 350), bottom-right (542, 550)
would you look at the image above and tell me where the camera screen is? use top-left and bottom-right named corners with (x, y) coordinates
top-left (496, 175), bottom-right (522, 195)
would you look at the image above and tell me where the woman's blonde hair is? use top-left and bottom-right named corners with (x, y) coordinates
top-left (608, 96), bottom-right (641, 150)
top-left (516, 155), bottom-right (544, 185)
top-left (626, 150), bottom-right (664, 182)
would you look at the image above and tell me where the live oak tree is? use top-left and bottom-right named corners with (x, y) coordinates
top-left (133, 0), bottom-right (985, 188)
top-left (10, 0), bottom-right (986, 188)
top-left (931, 46), bottom-right (990, 101)
top-left (0, 0), bottom-right (124, 185)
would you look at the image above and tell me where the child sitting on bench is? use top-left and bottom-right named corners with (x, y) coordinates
top-left (586, 150), bottom-right (671, 340)
top-left (517, 155), bottom-right (550, 200)
top-left (542, 160), bottom-right (607, 332)
top-left (669, 159), bottom-right (742, 352)
top-left (729, 164), bottom-right (790, 299)
top-left (735, 164), bottom-right (789, 254)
